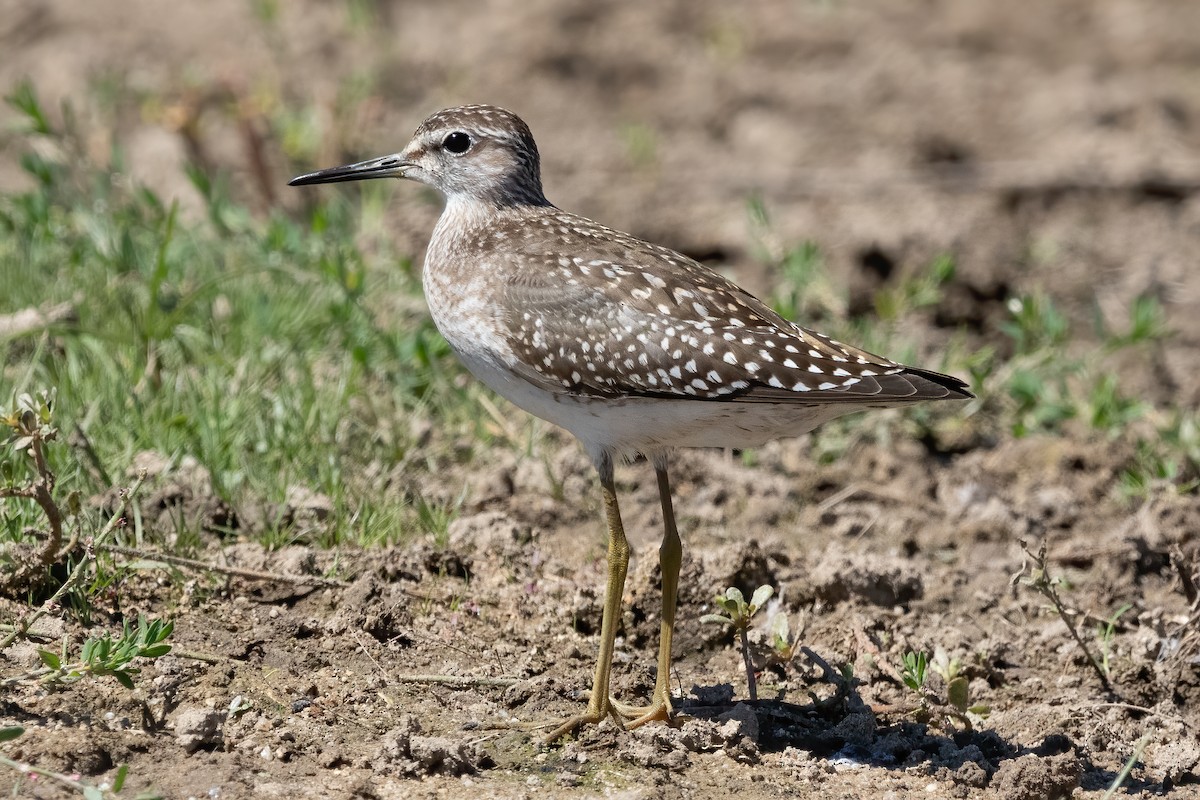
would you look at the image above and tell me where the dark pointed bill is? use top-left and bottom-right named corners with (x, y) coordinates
top-left (288, 154), bottom-right (409, 186)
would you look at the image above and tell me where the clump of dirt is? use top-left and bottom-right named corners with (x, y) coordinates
top-left (806, 549), bottom-right (924, 607)
top-left (991, 752), bottom-right (1081, 800)
top-left (127, 450), bottom-right (237, 542)
top-left (370, 716), bottom-right (494, 777)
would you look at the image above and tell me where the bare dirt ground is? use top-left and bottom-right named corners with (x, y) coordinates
top-left (3, 1), bottom-right (1200, 798)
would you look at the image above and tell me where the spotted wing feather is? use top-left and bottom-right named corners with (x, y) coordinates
top-left (501, 210), bottom-right (971, 404)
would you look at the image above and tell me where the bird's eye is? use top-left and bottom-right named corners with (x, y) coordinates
top-left (442, 131), bottom-right (472, 154)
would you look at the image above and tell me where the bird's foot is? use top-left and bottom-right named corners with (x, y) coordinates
top-left (544, 694), bottom-right (621, 742)
top-left (545, 692), bottom-right (678, 742)
top-left (610, 694), bottom-right (676, 729)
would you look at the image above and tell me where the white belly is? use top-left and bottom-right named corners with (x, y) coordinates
top-left (453, 346), bottom-right (855, 461)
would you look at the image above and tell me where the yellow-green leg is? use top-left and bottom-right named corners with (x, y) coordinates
top-left (546, 464), bottom-right (630, 741)
top-left (613, 459), bottom-right (681, 727)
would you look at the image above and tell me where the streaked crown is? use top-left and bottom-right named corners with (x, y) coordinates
top-left (404, 104), bottom-right (548, 207)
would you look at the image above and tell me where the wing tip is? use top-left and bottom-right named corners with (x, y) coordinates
top-left (899, 366), bottom-right (974, 400)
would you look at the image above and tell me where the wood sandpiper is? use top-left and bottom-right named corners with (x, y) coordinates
top-left (289, 104), bottom-right (972, 741)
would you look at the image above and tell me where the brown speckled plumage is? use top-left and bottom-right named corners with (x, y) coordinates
top-left (494, 207), bottom-right (963, 402)
top-left (290, 104), bottom-right (972, 740)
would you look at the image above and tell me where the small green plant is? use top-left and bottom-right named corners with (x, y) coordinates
top-left (1002, 293), bottom-right (1069, 355)
top-left (931, 648), bottom-right (991, 723)
top-left (747, 199), bottom-right (843, 324)
top-left (1120, 411), bottom-right (1200, 498)
top-left (767, 609), bottom-right (800, 666)
top-left (898, 648), bottom-right (989, 730)
top-left (974, 290), bottom-right (1195, 486)
top-left (900, 650), bottom-right (928, 692)
top-left (414, 490), bottom-right (465, 548)
top-left (1100, 294), bottom-right (1168, 349)
top-left (701, 584), bottom-right (773, 700)
top-left (13, 615), bottom-right (174, 690)
top-left (773, 242), bottom-right (830, 321)
top-left (873, 254), bottom-right (956, 323)
top-left (1005, 367), bottom-right (1077, 436)
top-left (1085, 374), bottom-right (1145, 434)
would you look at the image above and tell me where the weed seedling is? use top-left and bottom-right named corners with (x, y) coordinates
top-left (414, 489), bottom-right (465, 548)
top-left (766, 609), bottom-right (800, 666)
top-left (900, 650), bottom-right (928, 693)
top-left (897, 649), bottom-right (989, 730)
top-left (931, 648), bottom-right (991, 724)
top-left (3, 614), bottom-right (174, 690)
top-left (873, 254), bottom-right (956, 323)
top-left (701, 585), bottom-right (773, 700)
top-left (1013, 539), bottom-right (1113, 693)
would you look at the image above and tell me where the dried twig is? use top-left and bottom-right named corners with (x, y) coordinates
top-left (0, 624), bottom-right (56, 642)
top-left (0, 433), bottom-right (64, 587)
top-left (798, 646), bottom-right (853, 711)
top-left (0, 474), bottom-right (145, 651)
top-left (105, 543), bottom-right (348, 588)
top-left (394, 673), bottom-right (518, 688)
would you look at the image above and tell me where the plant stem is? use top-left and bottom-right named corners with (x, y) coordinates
top-left (0, 753), bottom-right (101, 797)
top-left (1020, 540), bottom-right (1113, 693)
top-left (0, 474), bottom-right (145, 651)
top-left (1101, 733), bottom-right (1150, 800)
top-left (739, 625), bottom-right (757, 701)
top-left (0, 438), bottom-right (64, 589)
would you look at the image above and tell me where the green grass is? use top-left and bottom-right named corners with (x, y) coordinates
top-left (0, 83), bottom-right (486, 555)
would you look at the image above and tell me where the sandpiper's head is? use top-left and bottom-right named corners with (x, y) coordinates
top-left (289, 104), bottom-right (547, 207)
